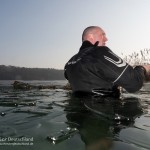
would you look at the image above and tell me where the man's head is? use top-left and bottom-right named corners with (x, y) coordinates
top-left (82, 26), bottom-right (108, 46)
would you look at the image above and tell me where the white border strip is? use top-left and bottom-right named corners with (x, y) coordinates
top-left (113, 65), bottom-right (129, 83)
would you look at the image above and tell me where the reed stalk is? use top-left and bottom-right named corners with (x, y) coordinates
top-left (122, 49), bottom-right (150, 66)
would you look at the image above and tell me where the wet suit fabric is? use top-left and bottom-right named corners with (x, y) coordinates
top-left (64, 41), bottom-right (146, 97)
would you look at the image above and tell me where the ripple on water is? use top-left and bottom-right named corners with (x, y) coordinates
top-left (112, 141), bottom-right (142, 150)
top-left (119, 127), bottom-right (150, 149)
top-left (0, 125), bottom-right (17, 137)
top-left (134, 114), bottom-right (150, 131)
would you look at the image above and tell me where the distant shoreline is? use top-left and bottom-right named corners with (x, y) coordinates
top-left (0, 65), bottom-right (65, 80)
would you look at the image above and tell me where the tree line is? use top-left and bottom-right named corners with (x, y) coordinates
top-left (0, 65), bottom-right (65, 80)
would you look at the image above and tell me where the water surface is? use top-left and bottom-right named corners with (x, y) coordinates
top-left (0, 80), bottom-right (150, 150)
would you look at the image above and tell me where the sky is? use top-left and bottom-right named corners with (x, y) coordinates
top-left (0, 0), bottom-right (150, 69)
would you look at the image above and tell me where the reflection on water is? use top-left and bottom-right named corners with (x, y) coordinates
top-left (0, 81), bottom-right (150, 150)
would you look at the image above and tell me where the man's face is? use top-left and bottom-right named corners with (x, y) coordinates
top-left (96, 29), bottom-right (108, 46)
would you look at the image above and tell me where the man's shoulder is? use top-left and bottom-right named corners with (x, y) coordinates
top-left (93, 46), bottom-right (111, 56)
top-left (95, 46), bottom-right (110, 51)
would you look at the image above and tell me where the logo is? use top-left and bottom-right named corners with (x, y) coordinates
top-left (104, 51), bottom-right (126, 67)
top-left (67, 58), bottom-right (81, 65)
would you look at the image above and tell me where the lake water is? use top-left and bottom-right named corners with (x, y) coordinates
top-left (0, 80), bottom-right (150, 150)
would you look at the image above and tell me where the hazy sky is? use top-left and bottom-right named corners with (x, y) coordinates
top-left (1, 0), bottom-right (150, 69)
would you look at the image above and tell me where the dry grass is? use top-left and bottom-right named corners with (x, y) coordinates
top-left (121, 49), bottom-right (150, 66)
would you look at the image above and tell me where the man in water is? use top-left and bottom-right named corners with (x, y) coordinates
top-left (64, 26), bottom-right (150, 97)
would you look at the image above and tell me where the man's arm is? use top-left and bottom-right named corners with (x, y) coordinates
top-left (97, 47), bottom-right (147, 93)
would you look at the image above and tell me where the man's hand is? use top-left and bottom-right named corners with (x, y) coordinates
top-left (143, 65), bottom-right (150, 74)
top-left (142, 65), bottom-right (150, 81)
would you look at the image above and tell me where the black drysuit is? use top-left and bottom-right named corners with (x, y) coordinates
top-left (64, 41), bottom-right (146, 97)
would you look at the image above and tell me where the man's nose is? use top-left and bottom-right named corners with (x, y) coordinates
top-left (105, 36), bottom-right (108, 41)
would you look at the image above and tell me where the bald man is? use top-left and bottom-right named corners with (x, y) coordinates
top-left (64, 26), bottom-right (150, 98)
